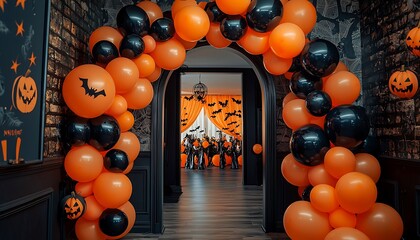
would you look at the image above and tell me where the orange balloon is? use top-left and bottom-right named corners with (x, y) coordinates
top-left (105, 95), bottom-right (128, 117)
top-left (335, 172), bottom-right (377, 214)
top-left (123, 78), bottom-right (154, 110)
top-left (93, 172), bottom-right (132, 208)
top-left (136, 1), bottom-right (163, 25)
top-left (310, 184), bottom-right (339, 213)
top-left (309, 115), bottom-right (326, 130)
top-left (212, 154), bottom-right (220, 167)
top-left (356, 203), bottom-right (403, 240)
top-left (325, 227), bottom-right (369, 240)
top-left (322, 61), bottom-right (348, 83)
top-left (116, 110), bottom-right (134, 132)
top-left (284, 71), bottom-right (294, 80)
top-left (171, 0), bottom-right (197, 18)
top-left (354, 153), bottom-right (381, 183)
top-left (284, 201), bottom-right (332, 240)
top-left (198, 1), bottom-right (207, 9)
top-left (174, 6), bottom-right (210, 42)
top-left (282, 99), bottom-right (311, 130)
top-left (329, 207), bottom-right (357, 228)
top-left (238, 155), bottom-right (243, 165)
top-left (150, 38), bottom-right (186, 70)
top-left (253, 144), bottom-right (263, 154)
top-left (281, 153), bottom-right (310, 186)
top-left (225, 153), bottom-right (232, 165)
top-left (83, 195), bottom-right (105, 221)
top-left (75, 218), bottom-right (105, 240)
top-left (269, 23), bottom-right (306, 59)
top-left (89, 26), bottom-right (123, 53)
top-left (133, 54), bottom-right (156, 78)
top-left (147, 65), bottom-right (162, 82)
top-left (263, 49), bottom-right (293, 75)
top-left (123, 162), bottom-right (134, 174)
top-left (75, 181), bottom-right (94, 197)
top-left (282, 92), bottom-right (298, 107)
top-left (114, 201), bottom-right (136, 239)
top-left (63, 64), bottom-right (116, 118)
top-left (237, 28), bottom-right (270, 55)
top-left (64, 145), bottom-right (104, 182)
top-left (142, 35), bottom-right (156, 53)
top-left (281, 0), bottom-right (289, 5)
top-left (206, 23), bottom-right (232, 48)
top-left (324, 71), bottom-right (361, 106)
top-left (216, 0), bottom-right (250, 15)
top-left (180, 153), bottom-right (187, 168)
top-left (105, 57), bottom-right (139, 94)
top-left (308, 164), bottom-right (337, 187)
top-left (175, 33), bottom-right (198, 50)
top-left (281, 0), bottom-right (317, 34)
top-left (324, 147), bottom-right (356, 179)
top-left (113, 131), bottom-right (140, 163)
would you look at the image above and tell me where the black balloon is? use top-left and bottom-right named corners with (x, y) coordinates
top-left (289, 71), bottom-right (322, 99)
top-left (220, 15), bottom-right (248, 41)
top-left (99, 209), bottom-right (129, 237)
top-left (117, 5), bottom-right (150, 36)
top-left (205, 2), bottom-right (226, 22)
top-left (324, 105), bottom-right (370, 149)
top-left (62, 116), bottom-right (90, 147)
top-left (246, 0), bottom-right (283, 32)
top-left (354, 135), bottom-right (380, 155)
top-left (119, 34), bottom-right (145, 59)
top-left (300, 39), bottom-right (340, 77)
top-left (92, 40), bottom-right (119, 65)
top-left (290, 124), bottom-right (330, 166)
top-left (288, 56), bottom-right (302, 72)
top-left (150, 18), bottom-right (175, 42)
top-left (306, 90), bottom-right (332, 116)
top-left (104, 149), bottom-right (129, 173)
top-left (89, 115), bottom-right (121, 151)
top-left (301, 185), bottom-right (313, 201)
top-left (163, 10), bottom-right (172, 20)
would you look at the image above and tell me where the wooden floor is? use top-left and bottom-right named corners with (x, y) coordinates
top-left (125, 167), bottom-right (289, 240)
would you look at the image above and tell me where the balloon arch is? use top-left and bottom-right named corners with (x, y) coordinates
top-left (60, 0), bottom-right (403, 239)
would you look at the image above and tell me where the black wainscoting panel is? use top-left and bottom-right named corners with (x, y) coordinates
top-left (377, 179), bottom-right (399, 211)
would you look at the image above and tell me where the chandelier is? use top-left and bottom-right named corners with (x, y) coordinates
top-left (192, 74), bottom-right (207, 103)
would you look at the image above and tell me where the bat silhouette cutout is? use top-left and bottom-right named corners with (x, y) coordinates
top-left (184, 95), bottom-right (194, 101)
top-left (223, 127), bottom-right (229, 130)
top-left (235, 124), bottom-right (240, 128)
top-left (212, 109), bottom-right (222, 114)
top-left (207, 102), bottom-right (216, 107)
top-left (182, 123), bottom-right (187, 126)
top-left (189, 129), bottom-right (196, 132)
top-left (230, 129), bottom-right (235, 133)
top-left (227, 121), bottom-right (237, 126)
top-left (219, 100), bottom-right (228, 107)
top-left (238, 110), bottom-right (242, 113)
top-left (195, 126), bottom-right (200, 130)
top-left (200, 130), bottom-right (204, 133)
top-left (80, 78), bottom-right (106, 98)
top-left (232, 98), bottom-right (241, 104)
top-left (181, 118), bottom-right (188, 122)
top-left (210, 115), bottom-right (216, 118)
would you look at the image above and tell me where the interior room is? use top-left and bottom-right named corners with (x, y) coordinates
top-left (0, 0), bottom-right (419, 239)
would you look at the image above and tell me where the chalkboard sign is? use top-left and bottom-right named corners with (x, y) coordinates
top-left (0, 0), bottom-right (50, 166)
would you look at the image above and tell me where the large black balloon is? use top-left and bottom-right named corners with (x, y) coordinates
top-left (99, 209), bottom-right (129, 237)
top-left (117, 5), bottom-right (150, 36)
top-left (289, 71), bottom-right (322, 99)
top-left (89, 115), bottom-right (120, 151)
top-left (220, 15), bottom-right (247, 41)
top-left (92, 40), bottom-right (119, 65)
top-left (62, 116), bottom-right (90, 147)
top-left (150, 17), bottom-right (175, 42)
top-left (290, 124), bottom-right (330, 166)
top-left (104, 149), bottom-right (129, 173)
top-left (288, 56), bottom-right (302, 73)
top-left (301, 39), bottom-right (340, 77)
top-left (205, 2), bottom-right (226, 22)
top-left (246, 0), bottom-right (283, 32)
top-left (324, 105), bottom-right (370, 148)
top-left (119, 34), bottom-right (145, 59)
top-left (305, 90), bottom-right (332, 116)
top-left (354, 135), bottom-right (380, 155)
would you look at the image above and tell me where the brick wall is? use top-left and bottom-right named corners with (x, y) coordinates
top-left (360, 0), bottom-right (420, 160)
top-left (43, 0), bottom-right (105, 158)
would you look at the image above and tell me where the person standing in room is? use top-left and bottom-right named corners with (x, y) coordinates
top-left (232, 136), bottom-right (241, 169)
top-left (219, 135), bottom-right (227, 169)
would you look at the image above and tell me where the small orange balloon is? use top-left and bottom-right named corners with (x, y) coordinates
top-left (93, 172), bottom-right (132, 208)
top-left (181, 153), bottom-right (187, 168)
top-left (142, 35), bottom-right (157, 53)
top-left (75, 218), bottom-right (105, 240)
top-left (212, 154), bottom-right (220, 167)
top-left (281, 153), bottom-right (310, 186)
top-left (133, 54), bottom-right (156, 78)
top-left (263, 49), bottom-right (293, 75)
top-left (354, 153), bottom-right (381, 183)
top-left (105, 57), bottom-right (139, 94)
top-left (253, 144), bottom-right (263, 154)
top-left (310, 184), bottom-right (339, 213)
top-left (136, 1), bottom-right (163, 25)
top-left (216, 0), bottom-right (250, 15)
top-left (284, 71), bottom-right (294, 80)
top-left (171, 0), bottom-right (197, 18)
top-left (64, 145), bottom-right (104, 182)
top-left (325, 227), bottom-right (369, 240)
top-left (83, 195), bottom-right (105, 221)
top-left (329, 207), bottom-right (357, 228)
top-left (238, 155), bottom-right (243, 165)
top-left (282, 99), bottom-right (311, 130)
top-left (238, 28), bottom-right (270, 55)
top-left (105, 95), bottom-right (128, 117)
top-left (308, 164), bottom-right (337, 187)
top-left (206, 23), bottom-right (232, 48)
top-left (150, 38), bottom-right (186, 70)
top-left (324, 71), bottom-right (361, 106)
top-left (89, 26), bottom-right (123, 53)
top-left (116, 110), bottom-right (135, 132)
top-left (146, 65), bottom-right (162, 82)
top-left (123, 78), bottom-right (154, 110)
top-left (75, 181), bottom-right (94, 198)
top-left (282, 92), bottom-right (298, 107)
top-left (122, 162), bottom-right (134, 174)
top-left (269, 23), bottom-right (306, 59)
top-left (112, 132), bottom-right (140, 163)
top-left (281, 0), bottom-right (317, 34)
top-left (174, 6), bottom-right (210, 42)
top-left (324, 147), bottom-right (356, 179)
top-left (175, 33), bottom-right (198, 50)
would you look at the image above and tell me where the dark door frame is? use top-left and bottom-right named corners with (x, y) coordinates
top-left (150, 44), bottom-right (278, 233)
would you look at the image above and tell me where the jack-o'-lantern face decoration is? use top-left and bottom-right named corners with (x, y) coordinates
top-left (61, 192), bottom-right (86, 220)
top-left (406, 23), bottom-right (420, 57)
top-left (388, 65), bottom-right (418, 99)
top-left (12, 70), bottom-right (37, 113)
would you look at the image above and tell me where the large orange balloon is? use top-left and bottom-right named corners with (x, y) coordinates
top-left (174, 6), bottom-right (210, 42)
top-left (356, 203), bottom-right (403, 240)
top-left (324, 147), bottom-right (356, 179)
top-left (83, 195), bottom-right (105, 221)
top-left (284, 201), bottom-right (332, 240)
top-left (322, 61), bottom-right (348, 84)
top-left (354, 153), bottom-right (381, 183)
top-left (112, 131), bottom-right (140, 163)
top-left (269, 23), bottom-right (306, 59)
top-left (281, 0), bottom-right (317, 34)
top-left (123, 78), bottom-right (154, 110)
top-left (93, 172), bottom-right (132, 208)
top-left (147, 65), bottom-right (162, 82)
top-left (136, 1), bottom-right (163, 25)
top-left (324, 71), bottom-right (361, 106)
top-left (282, 99), bottom-right (311, 130)
top-left (212, 154), bottom-right (220, 167)
top-left (238, 28), bottom-right (270, 55)
top-left (142, 35), bottom-right (156, 53)
top-left (115, 201), bottom-right (136, 239)
top-left (206, 23), bottom-right (232, 48)
top-left (89, 26), bottom-right (123, 53)
top-left (325, 227), bottom-right (369, 240)
top-left (263, 49), bottom-right (293, 75)
top-left (308, 164), bottom-right (337, 187)
top-left (329, 207), bottom-right (357, 228)
top-left (310, 184), bottom-right (339, 213)
top-left (64, 145), bottom-right (103, 182)
top-left (216, 0), bottom-right (250, 15)
top-left (150, 38), bottom-right (186, 70)
top-left (105, 57), bottom-right (139, 94)
top-left (238, 155), bottom-right (243, 165)
top-left (335, 172), bottom-right (377, 214)
top-left (171, 0), bottom-right (197, 18)
top-left (116, 110), bottom-right (134, 132)
top-left (174, 33), bottom-right (198, 50)
top-left (75, 218), bottom-right (105, 240)
top-left (105, 95), bottom-right (128, 117)
top-left (281, 153), bottom-right (310, 186)
top-left (63, 64), bottom-right (116, 118)
top-left (133, 54), bottom-right (156, 78)
top-left (253, 144), bottom-right (263, 154)
top-left (282, 92), bottom-right (298, 107)
top-left (181, 153), bottom-right (187, 168)
top-left (75, 181), bottom-right (94, 197)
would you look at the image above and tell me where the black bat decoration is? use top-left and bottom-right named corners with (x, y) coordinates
top-left (235, 124), bottom-right (240, 128)
top-left (230, 129), bottom-right (235, 133)
top-left (181, 118), bottom-right (188, 122)
top-left (200, 130), bottom-right (204, 133)
top-left (212, 109), bottom-right (222, 114)
top-left (224, 110), bottom-right (239, 121)
top-left (238, 110), bottom-right (242, 113)
top-left (182, 123), bottom-right (187, 126)
top-left (219, 100), bottom-right (228, 107)
top-left (207, 102), bottom-right (216, 107)
top-left (80, 77), bottom-right (106, 98)
top-left (195, 126), bottom-right (200, 130)
top-left (232, 97), bottom-right (241, 104)
top-left (227, 121), bottom-right (237, 126)
top-left (210, 115), bottom-right (216, 118)
top-left (222, 127), bottom-right (229, 130)
top-left (184, 95), bottom-right (194, 101)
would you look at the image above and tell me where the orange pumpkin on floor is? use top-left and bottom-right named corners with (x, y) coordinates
top-left (61, 191), bottom-right (86, 220)
top-left (12, 70), bottom-right (37, 113)
top-left (406, 22), bottom-right (420, 56)
top-left (388, 65), bottom-right (418, 99)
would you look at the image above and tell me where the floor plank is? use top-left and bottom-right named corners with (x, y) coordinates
top-left (125, 167), bottom-right (289, 240)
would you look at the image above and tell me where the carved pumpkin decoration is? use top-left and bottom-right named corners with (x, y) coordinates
top-left (406, 22), bottom-right (420, 57)
top-left (388, 65), bottom-right (418, 99)
top-left (12, 70), bottom-right (37, 113)
top-left (61, 191), bottom-right (86, 220)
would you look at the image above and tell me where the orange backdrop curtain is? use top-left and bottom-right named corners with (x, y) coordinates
top-left (203, 95), bottom-right (242, 137)
top-left (180, 95), bottom-right (204, 132)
